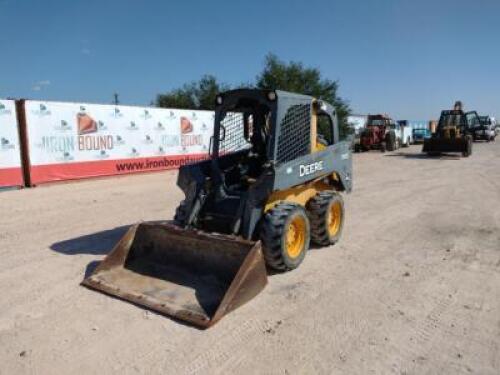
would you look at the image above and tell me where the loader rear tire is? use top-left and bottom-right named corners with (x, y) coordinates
top-left (306, 191), bottom-right (344, 246)
top-left (260, 203), bottom-right (310, 271)
top-left (462, 136), bottom-right (472, 157)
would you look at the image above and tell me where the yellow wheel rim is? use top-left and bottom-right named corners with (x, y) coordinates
top-left (286, 216), bottom-right (306, 258)
top-left (328, 201), bottom-right (342, 236)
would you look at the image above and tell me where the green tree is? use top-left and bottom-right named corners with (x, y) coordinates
top-left (256, 54), bottom-right (352, 139)
top-left (155, 75), bottom-right (229, 110)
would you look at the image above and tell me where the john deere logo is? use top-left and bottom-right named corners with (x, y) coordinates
top-left (299, 161), bottom-right (324, 177)
top-left (0, 137), bottom-right (14, 150)
top-left (0, 103), bottom-right (12, 115)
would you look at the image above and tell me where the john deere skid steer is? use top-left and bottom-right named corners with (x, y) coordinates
top-left (83, 89), bottom-right (353, 327)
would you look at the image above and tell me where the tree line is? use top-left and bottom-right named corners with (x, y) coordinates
top-left (155, 54), bottom-right (352, 137)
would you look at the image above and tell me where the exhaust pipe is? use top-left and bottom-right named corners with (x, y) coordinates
top-left (82, 222), bottom-right (267, 328)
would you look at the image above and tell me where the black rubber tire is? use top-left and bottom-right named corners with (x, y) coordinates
top-left (260, 203), bottom-right (310, 271)
top-left (462, 136), bottom-right (472, 157)
top-left (385, 132), bottom-right (396, 151)
top-left (306, 191), bottom-right (345, 246)
top-left (173, 200), bottom-right (188, 226)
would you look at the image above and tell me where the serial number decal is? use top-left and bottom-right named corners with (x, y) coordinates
top-left (299, 161), bottom-right (324, 177)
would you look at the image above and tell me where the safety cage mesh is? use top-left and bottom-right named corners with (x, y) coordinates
top-left (276, 104), bottom-right (311, 163)
top-left (218, 112), bottom-right (251, 155)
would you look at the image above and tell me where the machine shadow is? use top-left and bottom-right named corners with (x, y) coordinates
top-left (51, 225), bottom-right (132, 256)
top-left (384, 152), bottom-right (461, 160)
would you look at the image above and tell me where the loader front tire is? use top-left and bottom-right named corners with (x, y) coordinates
top-left (261, 203), bottom-right (310, 271)
top-left (173, 201), bottom-right (188, 226)
top-left (307, 191), bottom-right (345, 246)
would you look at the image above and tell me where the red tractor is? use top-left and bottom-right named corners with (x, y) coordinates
top-left (354, 114), bottom-right (398, 152)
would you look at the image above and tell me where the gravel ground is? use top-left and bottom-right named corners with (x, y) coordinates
top-left (0, 142), bottom-right (499, 375)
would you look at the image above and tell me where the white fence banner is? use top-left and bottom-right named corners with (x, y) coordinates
top-left (24, 100), bottom-right (213, 184)
top-left (0, 99), bottom-right (23, 187)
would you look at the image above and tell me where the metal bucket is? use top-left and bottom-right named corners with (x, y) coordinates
top-left (82, 222), bottom-right (267, 328)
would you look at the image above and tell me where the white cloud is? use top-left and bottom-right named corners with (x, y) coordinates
top-left (32, 80), bottom-right (50, 91)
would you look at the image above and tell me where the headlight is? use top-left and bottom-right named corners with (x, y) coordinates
top-left (267, 91), bottom-right (277, 101)
top-left (216, 95), bottom-right (223, 105)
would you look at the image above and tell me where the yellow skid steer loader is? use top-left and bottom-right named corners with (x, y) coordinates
top-left (83, 89), bottom-right (353, 328)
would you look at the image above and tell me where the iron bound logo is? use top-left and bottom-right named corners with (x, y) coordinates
top-left (127, 121), bottom-right (139, 130)
top-left (76, 111), bottom-right (114, 152)
top-left (31, 103), bottom-right (51, 116)
top-left (54, 120), bottom-right (72, 132)
top-left (115, 135), bottom-right (125, 145)
top-left (111, 107), bottom-right (123, 118)
top-left (77, 112), bottom-right (97, 135)
top-left (56, 151), bottom-right (74, 162)
top-left (0, 137), bottom-right (14, 150)
top-left (0, 103), bottom-right (12, 115)
top-left (129, 147), bottom-right (140, 157)
top-left (140, 109), bottom-right (152, 120)
top-left (96, 150), bottom-right (110, 159)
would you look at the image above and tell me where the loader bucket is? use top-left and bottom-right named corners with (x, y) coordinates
top-left (82, 222), bottom-right (267, 328)
top-left (423, 137), bottom-right (467, 154)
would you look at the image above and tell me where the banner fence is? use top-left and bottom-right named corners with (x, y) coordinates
top-left (22, 100), bottom-right (214, 184)
top-left (0, 100), bottom-right (23, 187)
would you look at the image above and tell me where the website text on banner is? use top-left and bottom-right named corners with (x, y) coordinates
top-left (0, 99), bottom-right (23, 188)
top-left (24, 101), bottom-right (214, 184)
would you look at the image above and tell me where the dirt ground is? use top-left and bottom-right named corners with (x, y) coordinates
top-left (1, 142), bottom-right (499, 375)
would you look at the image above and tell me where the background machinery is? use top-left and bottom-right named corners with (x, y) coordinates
top-left (355, 114), bottom-right (398, 152)
top-left (423, 107), bottom-right (477, 157)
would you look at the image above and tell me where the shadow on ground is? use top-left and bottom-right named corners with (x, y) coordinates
top-left (384, 152), bottom-right (461, 160)
top-left (51, 225), bottom-right (131, 256)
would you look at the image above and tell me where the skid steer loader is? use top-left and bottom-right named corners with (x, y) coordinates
top-left (83, 89), bottom-right (353, 328)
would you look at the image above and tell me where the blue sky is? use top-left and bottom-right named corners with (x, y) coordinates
top-left (1, 0), bottom-right (498, 119)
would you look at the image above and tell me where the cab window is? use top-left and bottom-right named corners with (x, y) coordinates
top-left (317, 113), bottom-right (334, 145)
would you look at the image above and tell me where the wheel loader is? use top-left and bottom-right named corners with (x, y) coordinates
top-left (83, 89), bottom-right (353, 328)
top-left (422, 108), bottom-right (476, 157)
